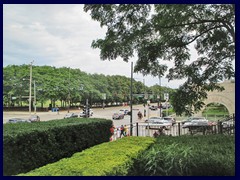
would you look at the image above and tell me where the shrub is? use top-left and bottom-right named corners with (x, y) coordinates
top-left (128, 135), bottom-right (235, 176)
top-left (18, 136), bottom-right (155, 176)
top-left (3, 118), bottom-right (112, 175)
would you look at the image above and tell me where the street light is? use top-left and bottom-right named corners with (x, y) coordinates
top-left (68, 67), bottom-right (70, 113)
top-left (159, 75), bottom-right (162, 117)
top-left (29, 60), bottom-right (34, 115)
top-left (130, 62), bottom-right (133, 136)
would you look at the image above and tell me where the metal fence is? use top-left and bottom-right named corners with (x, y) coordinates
top-left (111, 114), bottom-right (235, 140)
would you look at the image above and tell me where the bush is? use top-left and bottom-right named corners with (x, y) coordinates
top-left (3, 118), bottom-right (112, 176)
top-left (18, 137), bottom-right (155, 176)
top-left (128, 135), bottom-right (235, 176)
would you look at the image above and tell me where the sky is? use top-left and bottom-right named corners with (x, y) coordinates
top-left (3, 4), bottom-right (199, 89)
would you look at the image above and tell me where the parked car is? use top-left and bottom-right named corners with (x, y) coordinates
top-left (182, 117), bottom-right (208, 128)
top-left (161, 104), bottom-right (171, 109)
top-left (222, 120), bottom-right (234, 129)
top-left (146, 120), bottom-right (172, 130)
top-left (163, 117), bottom-right (176, 125)
top-left (149, 105), bottom-right (158, 110)
top-left (145, 116), bottom-right (163, 123)
top-left (7, 118), bottom-right (31, 123)
top-left (119, 109), bottom-right (129, 115)
top-left (64, 113), bottom-right (78, 119)
top-left (78, 109), bottom-right (93, 117)
top-left (112, 113), bottom-right (124, 120)
top-left (29, 115), bottom-right (40, 122)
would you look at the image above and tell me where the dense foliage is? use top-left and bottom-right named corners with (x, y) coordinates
top-left (3, 65), bottom-right (175, 108)
top-left (128, 135), bottom-right (235, 176)
top-left (3, 118), bottom-right (112, 175)
top-left (84, 4), bottom-right (235, 116)
top-left (18, 137), bottom-right (155, 176)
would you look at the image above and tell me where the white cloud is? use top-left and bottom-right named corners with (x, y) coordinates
top-left (3, 4), bottom-right (196, 89)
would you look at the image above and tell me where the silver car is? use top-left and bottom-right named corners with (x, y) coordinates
top-left (64, 113), bottom-right (78, 119)
top-left (163, 117), bottom-right (176, 125)
top-left (29, 115), bottom-right (40, 122)
top-left (182, 117), bottom-right (208, 128)
top-left (7, 118), bottom-right (31, 123)
top-left (145, 117), bottom-right (164, 123)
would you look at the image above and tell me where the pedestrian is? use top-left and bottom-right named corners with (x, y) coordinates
top-left (56, 105), bottom-right (59, 115)
top-left (110, 125), bottom-right (115, 141)
top-left (123, 125), bottom-right (128, 137)
top-left (120, 125), bottom-right (125, 138)
top-left (137, 111), bottom-right (143, 120)
top-left (158, 127), bottom-right (165, 136)
top-left (153, 131), bottom-right (159, 138)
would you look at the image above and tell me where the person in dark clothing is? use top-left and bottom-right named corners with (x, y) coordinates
top-left (120, 125), bottom-right (125, 138)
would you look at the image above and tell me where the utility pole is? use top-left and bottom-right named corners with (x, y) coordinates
top-left (29, 60), bottom-right (34, 115)
top-left (159, 75), bottom-right (162, 117)
top-left (68, 67), bottom-right (70, 113)
top-left (130, 62), bottom-right (133, 136)
top-left (34, 80), bottom-right (36, 114)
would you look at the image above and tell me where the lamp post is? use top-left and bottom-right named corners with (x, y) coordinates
top-left (34, 80), bottom-right (36, 114)
top-left (68, 67), bottom-right (70, 113)
top-left (29, 61), bottom-right (34, 115)
top-left (159, 75), bottom-right (162, 117)
top-left (130, 62), bottom-right (133, 136)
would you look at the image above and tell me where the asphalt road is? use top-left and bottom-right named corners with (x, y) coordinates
top-left (3, 104), bottom-right (189, 137)
top-left (3, 104), bottom-right (161, 127)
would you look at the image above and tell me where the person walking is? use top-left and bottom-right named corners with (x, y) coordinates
top-left (56, 105), bottom-right (59, 115)
top-left (123, 125), bottom-right (128, 136)
top-left (120, 125), bottom-right (125, 138)
top-left (137, 111), bottom-right (143, 121)
top-left (110, 125), bottom-right (115, 141)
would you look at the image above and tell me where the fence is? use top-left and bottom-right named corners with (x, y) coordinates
top-left (111, 114), bottom-right (235, 140)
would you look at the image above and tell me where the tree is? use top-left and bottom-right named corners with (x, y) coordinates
top-left (84, 4), bottom-right (235, 115)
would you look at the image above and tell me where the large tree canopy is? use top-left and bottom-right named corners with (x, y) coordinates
top-left (84, 4), bottom-right (235, 116)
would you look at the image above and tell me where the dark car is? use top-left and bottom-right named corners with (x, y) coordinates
top-left (149, 105), bottom-right (158, 110)
top-left (64, 113), bottom-right (78, 119)
top-left (112, 113), bottom-right (124, 120)
top-left (7, 118), bottom-right (31, 123)
top-left (29, 115), bottom-right (40, 122)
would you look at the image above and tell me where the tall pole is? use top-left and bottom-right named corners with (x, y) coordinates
top-left (68, 67), bottom-right (70, 113)
top-left (34, 80), bottom-right (36, 114)
top-left (130, 62), bottom-right (133, 136)
top-left (159, 75), bottom-right (162, 117)
top-left (29, 61), bottom-right (34, 115)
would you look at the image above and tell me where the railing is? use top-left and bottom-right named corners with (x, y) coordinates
top-left (111, 114), bottom-right (235, 140)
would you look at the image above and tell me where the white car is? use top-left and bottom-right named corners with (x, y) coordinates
top-left (119, 109), bottom-right (129, 115)
top-left (222, 120), bottom-right (234, 129)
top-left (145, 116), bottom-right (164, 123)
top-left (182, 117), bottom-right (208, 128)
top-left (7, 118), bottom-right (31, 123)
top-left (163, 117), bottom-right (176, 125)
top-left (64, 113), bottom-right (78, 119)
top-left (78, 109), bottom-right (93, 117)
top-left (145, 117), bottom-right (172, 129)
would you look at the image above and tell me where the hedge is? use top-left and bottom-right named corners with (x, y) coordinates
top-left (128, 134), bottom-right (235, 176)
top-left (3, 118), bottom-right (113, 176)
top-left (18, 136), bottom-right (156, 176)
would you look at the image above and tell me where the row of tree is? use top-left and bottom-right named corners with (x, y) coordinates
top-left (3, 65), bottom-right (175, 109)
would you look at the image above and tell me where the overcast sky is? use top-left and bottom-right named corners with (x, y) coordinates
top-left (3, 4), bottom-right (199, 88)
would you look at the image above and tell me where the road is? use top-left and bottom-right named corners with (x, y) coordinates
top-left (3, 104), bottom-right (190, 137)
top-left (3, 104), bottom-right (161, 128)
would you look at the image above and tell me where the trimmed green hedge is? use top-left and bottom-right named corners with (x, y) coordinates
top-left (4, 118), bottom-right (112, 176)
top-left (18, 136), bottom-right (155, 176)
top-left (128, 135), bottom-right (235, 176)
